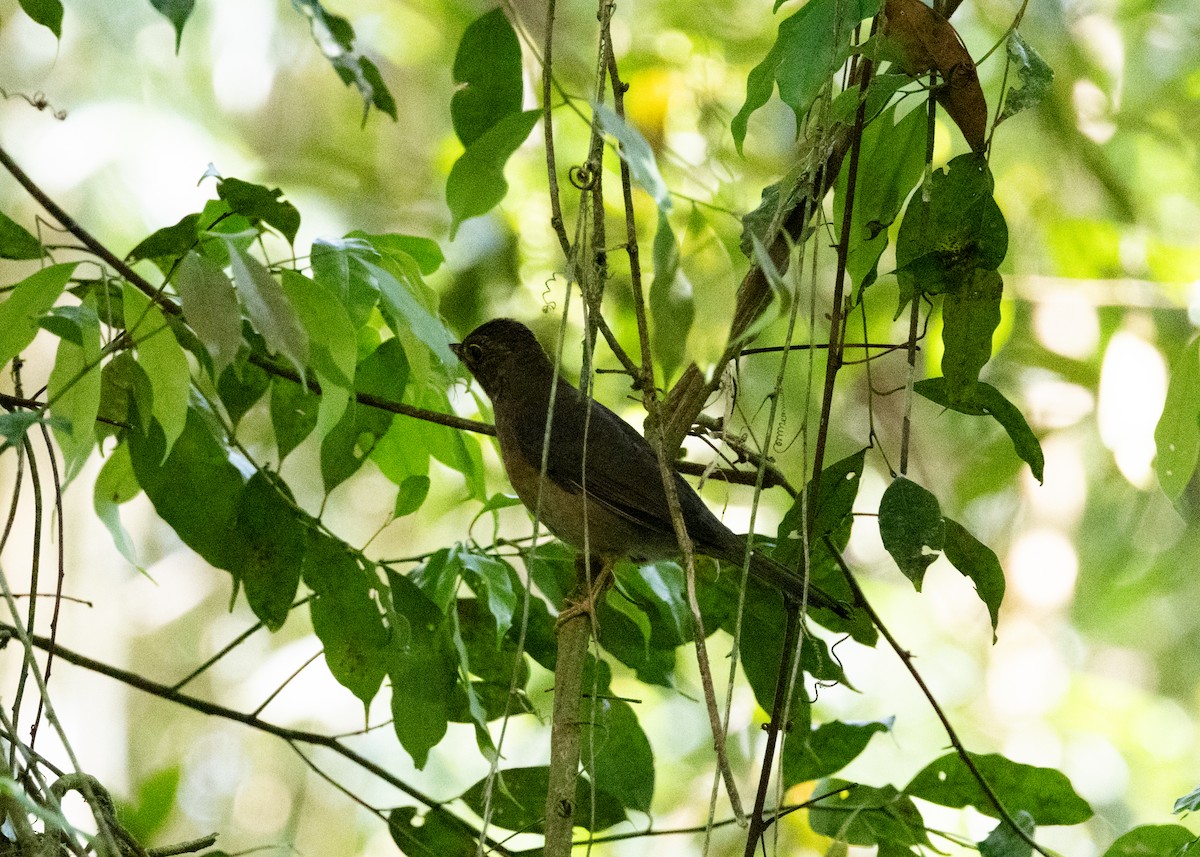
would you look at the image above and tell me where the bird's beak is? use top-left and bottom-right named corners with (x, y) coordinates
top-left (449, 342), bottom-right (463, 360)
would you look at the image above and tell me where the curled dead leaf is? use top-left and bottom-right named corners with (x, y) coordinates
top-left (881, 0), bottom-right (988, 153)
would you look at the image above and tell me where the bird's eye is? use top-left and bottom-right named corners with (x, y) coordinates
top-left (464, 343), bottom-right (484, 362)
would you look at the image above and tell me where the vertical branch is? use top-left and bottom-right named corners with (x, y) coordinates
top-left (899, 70), bottom-right (939, 476)
top-left (605, 35), bottom-right (747, 827)
top-left (542, 560), bottom-right (599, 857)
top-left (541, 0), bottom-right (572, 258)
top-left (28, 422), bottom-right (66, 752)
top-left (809, 25), bottom-right (877, 500)
top-left (742, 606), bottom-right (801, 857)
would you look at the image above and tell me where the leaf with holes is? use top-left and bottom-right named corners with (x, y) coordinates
top-left (941, 268), bottom-right (1003, 403)
top-left (878, 476), bottom-right (944, 589)
top-left (998, 31), bottom-right (1054, 125)
top-left (906, 752), bottom-right (1093, 825)
top-left (942, 518), bottom-right (1005, 639)
top-left (1155, 337), bottom-right (1200, 502)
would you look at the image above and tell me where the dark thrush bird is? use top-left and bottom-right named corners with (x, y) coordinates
top-left (451, 318), bottom-right (848, 617)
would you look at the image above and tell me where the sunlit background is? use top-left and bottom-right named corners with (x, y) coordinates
top-left (2, 0), bottom-right (1200, 854)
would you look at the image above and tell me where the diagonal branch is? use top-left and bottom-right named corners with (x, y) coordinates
top-left (0, 622), bottom-right (515, 856)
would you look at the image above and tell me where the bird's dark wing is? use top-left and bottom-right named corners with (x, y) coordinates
top-left (511, 379), bottom-right (732, 551)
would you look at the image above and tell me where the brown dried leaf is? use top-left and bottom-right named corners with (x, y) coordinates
top-left (882, 0), bottom-right (988, 152)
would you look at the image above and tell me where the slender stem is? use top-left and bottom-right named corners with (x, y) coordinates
top-left (742, 606), bottom-right (801, 856)
top-left (825, 540), bottom-right (1054, 857)
top-left (540, 0), bottom-right (571, 259)
top-left (810, 27), bottom-right (876, 503)
top-left (0, 144), bottom-right (493, 437)
top-left (605, 29), bottom-right (744, 825)
top-left (0, 622), bottom-right (515, 855)
top-left (900, 71), bottom-right (939, 475)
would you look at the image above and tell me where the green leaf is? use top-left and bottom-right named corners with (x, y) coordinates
top-left (127, 213), bottom-right (200, 265)
top-left (594, 104), bottom-right (671, 210)
top-left (773, 448), bottom-right (876, 642)
top-left (459, 766), bottom-right (627, 833)
top-left (149, 0), bottom-right (195, 51)
top-left (98, 352), bottom-right (153, 436)
top-left (731, 0), bottom-right (880, 152)
top-left (452, 546), bottom-right (517, 643)
top-left (581, 695), bottom-right (655, 813)
top-left (905, 752), bottom-right (1093, 825)
top-left (783, 718), bottom-right (892, 787)
top-left (649, 212), bottom-right (689, 381)
top-left (941, 269), bottom-right (1003, 403)
top-left (809, 780), bottom-right (929, 848)
top-left (231, 471), bottom-right (306, 631)
top-left (451, 8), bottom-right (523, 147)
top-left (998, 32), bottom-right (1054, 125)
top-left (0, 263), bottom-right (78, 369)
top-left (417, 387), bottom-right (486, 501)
top-left (0, 210), bottom-right (44, 259)
top-left (777, 448), bottom-right (867, 555)
top-left (94, 442), bottom-right (142, 567)
top-left (217, 358), bottom-right (270, 428)
top-left (280, 270), bottom-right (356, 442)
top-left (116, 767), bottom-right (181, 843)
top-left (834, 105), bottom-right (928, 296)
top-left (47, 302), bottom-right (102, 484)
top-left (388, 806), bottom-right (478, 857)
top-left (310, 237), bottom-right (381, 330)
top-left (446, 109), bottom-right (540, 237)
top-left (352, 255), bottom-right (456, 366)
top-left (0, 411), bottom-right (66, 453)
top-left (1103, 825), bottom-right (1197, 857)
top-left (387, 569), bottom-right (455, 768)
top-left (319, 337), bottom-right (408, 491)
top-left (878, 476), bottom-right (944, 589)
top-left (304, 531), bottom-right (391, 706)
top-left (450, 598), bottom-right (530, 720)
top-left (176, 251), bottom-right (242, 377)
top-left (18, 0), bottom-right (63, 38)
top-left (979, 811), bottom-right (1035, 857)
top-left (128, 411), bottom-right (246, 573)
top-left (227, 246), bottom-right (310, 378)
top-left (356, 232), bottom-right (444, 276)
top-left (942, 518), bottom-right (1005, 639)
top-left (217, 178), bottom-right (301, 244)
top-left (124, 284), bottom-right (191, 462)
top-left (895, 153), bottom-right (1007, 313)
top-left (392, 475), bottom-right (430, 518)
top-left (291, 0), bottom-right (397, 122)
top-left (1175, 784), bottom-right (1200, 814)
top-left (914, 378), bottom-right (1045, 482)
top-left (1156, 337), bottom-right (1200, 502)
top-left (372, 417), bottom-right (431, 491)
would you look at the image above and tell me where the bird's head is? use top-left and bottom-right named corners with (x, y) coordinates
top-left (451, 318), bottom-right (550, 400)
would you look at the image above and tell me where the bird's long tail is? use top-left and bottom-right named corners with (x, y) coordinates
top-left (745, 549), bottom-right (853, 618)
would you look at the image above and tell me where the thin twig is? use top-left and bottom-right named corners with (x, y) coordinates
top-left (1, 622), bottom-right (515, 855)
top-left (0, 144), bottom-right (493, 438)
top-left (824, 540), bottom-right (1054, 857)
top-left (605, 33), bottom-right (745, 826)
